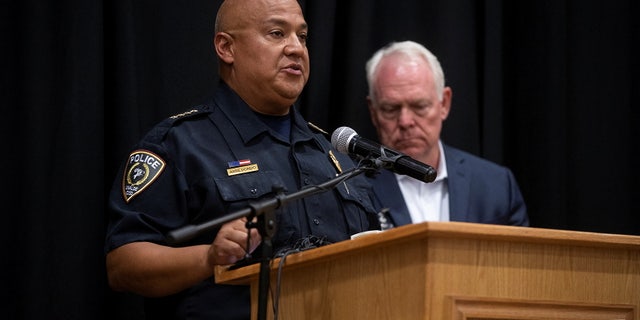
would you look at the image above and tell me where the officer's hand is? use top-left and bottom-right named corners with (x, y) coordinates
top-left (208, 217), bottom-right (262, 265)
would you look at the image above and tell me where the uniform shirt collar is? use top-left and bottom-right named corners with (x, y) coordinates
top-left (212, 81), bottom-right (311, 144)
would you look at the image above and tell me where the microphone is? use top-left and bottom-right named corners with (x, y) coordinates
top-left (331, 126), bottom-right (437, 183)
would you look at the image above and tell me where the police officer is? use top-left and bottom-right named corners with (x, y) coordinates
top-left (104, 0), bottom-right (379, 319)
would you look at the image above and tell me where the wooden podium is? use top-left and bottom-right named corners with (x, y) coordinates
top-left (215, 222), bottom-right (640, 319)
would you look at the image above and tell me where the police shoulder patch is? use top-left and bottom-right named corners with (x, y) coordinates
top-left (122, 149), bottom-right (166, 203)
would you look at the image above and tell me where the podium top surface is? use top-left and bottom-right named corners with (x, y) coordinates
top-left (214, 221), bottom-right (640, 285)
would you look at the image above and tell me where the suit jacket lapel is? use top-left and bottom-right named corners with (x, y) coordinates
top-left (371, 169), bottom-right (413, 226)
top-left (444, 145), bottom-right (471, 222)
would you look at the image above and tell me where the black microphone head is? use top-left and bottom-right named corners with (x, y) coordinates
top-left (331, 126), bottom-right (357, 154)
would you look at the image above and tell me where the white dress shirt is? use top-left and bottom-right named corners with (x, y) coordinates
top-left (395, 141), bottom-right (449, 223)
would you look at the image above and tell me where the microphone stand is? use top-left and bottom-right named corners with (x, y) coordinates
top-left (167, 163), bottom-right (378, 320)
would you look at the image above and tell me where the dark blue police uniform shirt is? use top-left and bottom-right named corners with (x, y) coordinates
top-left (105, 82), bottom-right (378, 320)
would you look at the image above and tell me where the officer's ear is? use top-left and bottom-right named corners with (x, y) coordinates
top-left (214, 32), bottom-right (234, 64)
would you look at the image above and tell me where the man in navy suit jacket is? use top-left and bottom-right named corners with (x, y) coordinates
top-left (365, 41), bottom-right (529, 227)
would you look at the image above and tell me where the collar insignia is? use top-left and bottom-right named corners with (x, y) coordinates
top-left (307, 122), bottom-right (329, 135)
top-left (328, 150), bottom-right (342, 174)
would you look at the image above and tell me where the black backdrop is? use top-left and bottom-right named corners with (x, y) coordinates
top-left (2, 0), bottom-right (639, 319)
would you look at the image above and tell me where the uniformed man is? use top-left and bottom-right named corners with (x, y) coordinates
top-left (104, 0), bottom-right (379, 319)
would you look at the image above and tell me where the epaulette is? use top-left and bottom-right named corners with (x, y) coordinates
top-left (307, 122), bottom-right (329, 137)
top-left (154, 106), bottom-right (210, 135)
top-left (167, 107), bottom-right (209, 122)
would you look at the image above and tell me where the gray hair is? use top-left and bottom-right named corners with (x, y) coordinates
top-left (365, 41), bottom-right (445, 103)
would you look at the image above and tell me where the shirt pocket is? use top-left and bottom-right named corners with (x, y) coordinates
top-left (334, 175), bottom-right (378, 228)
top-left (214, 171), bottom-right (286, 201)
top-left (339, 175), bottom-right (374, 204)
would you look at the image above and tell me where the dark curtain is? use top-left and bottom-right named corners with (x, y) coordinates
top-left (2, 0), bottom-right (638, 319)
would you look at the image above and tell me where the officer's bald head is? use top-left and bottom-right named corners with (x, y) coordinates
top-left (215, 0), bottom-right (301, 33)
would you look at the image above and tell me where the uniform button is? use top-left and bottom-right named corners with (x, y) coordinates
top-left (304, 178), bottom-right (310, 185)
top-left (313, 218), bottom-right (320, 225)
top-left (250, 188), bottom-right (257, 194)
